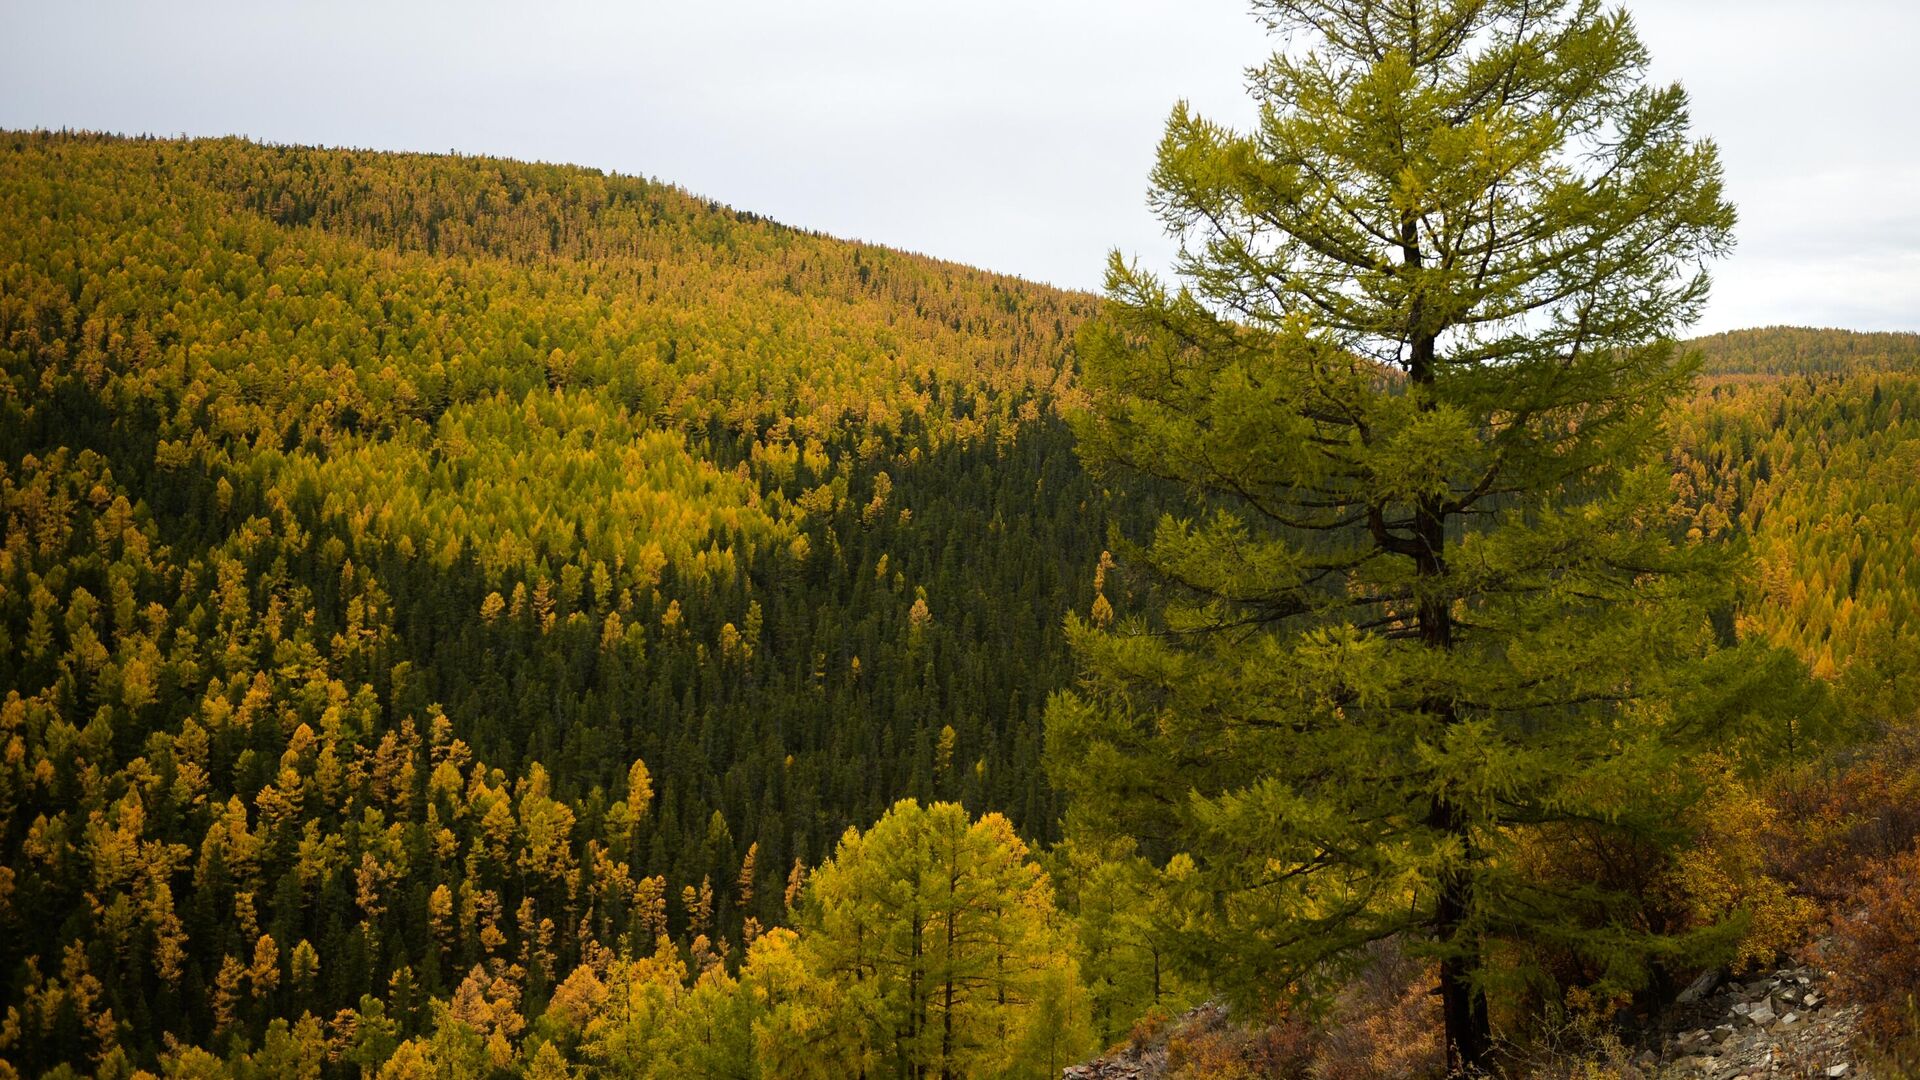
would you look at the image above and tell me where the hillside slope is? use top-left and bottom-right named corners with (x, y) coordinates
top-left (1, 131), bottom-right (1122, 1070)
top-left (1673, 328), bottom-right (1920, 720)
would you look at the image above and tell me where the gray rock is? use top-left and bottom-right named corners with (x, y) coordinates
top-left (1677, 967), bottom-right (1723, 1004)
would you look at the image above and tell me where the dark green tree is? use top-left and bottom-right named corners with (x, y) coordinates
top-left (1047, 0), bottom-right (1737, 1071)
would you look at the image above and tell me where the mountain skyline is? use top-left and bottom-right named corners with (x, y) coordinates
top-left (3, 0), bottom-right (1914, 335)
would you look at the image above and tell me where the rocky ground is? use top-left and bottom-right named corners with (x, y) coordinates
top-left (1061, 1002), bottom-right (1228, 1080)
top-left (1646, 962), bottom-right (1866, 1079)
top-left (1060, 960), bottom-right (1873, 1079)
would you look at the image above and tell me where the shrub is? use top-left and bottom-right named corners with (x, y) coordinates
top-left (1306, 941), bottom-right (1443, 1080)
top-left (1160, 942), bottom-right (1441, 1080)
top-left (1825, 842), bottom-right (1920, 1043)
top-left (1668, 762), bottom-right (1820, 972)
top-left (1768, 725), bottom-right (1920, 900)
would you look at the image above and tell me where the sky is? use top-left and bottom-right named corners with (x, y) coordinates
top-left (3, 0), bottom-right (1915, 335)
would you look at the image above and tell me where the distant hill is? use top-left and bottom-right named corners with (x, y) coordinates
top-left (1690, 325), bottom-right (1920, 376)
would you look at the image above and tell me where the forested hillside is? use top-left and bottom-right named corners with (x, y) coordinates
top-left (1691, 327), bottom-right (1920, 376)
top-left (1673, 328), bottom-right (1920, 720)
top-left (0, 130), bottom-right (1122, 1076)
top-left (3, 130), bottom-right (1919, 1077)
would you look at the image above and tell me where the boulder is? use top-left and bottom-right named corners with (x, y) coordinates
top-left (1676, 967), bottom-right (1723, 1005)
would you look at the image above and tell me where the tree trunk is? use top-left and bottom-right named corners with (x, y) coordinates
top-left (910, 911), bottom-right (925, 1080)
top-left (1420, 529), bottom-right (1490, 1074)
top-left (1432, 792), bottom-right (1492, 1075)
top-left (1407, 314), bottom-right (1492, 1076)
top-left (942, 907), bottom-right (956, 1080)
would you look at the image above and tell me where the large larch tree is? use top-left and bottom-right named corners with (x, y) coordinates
top-left (1047, 0), bottom-right (1739, 1072)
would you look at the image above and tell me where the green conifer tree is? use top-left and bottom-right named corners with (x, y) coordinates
top-left (1047, 0), bottom-right (1738, 1071)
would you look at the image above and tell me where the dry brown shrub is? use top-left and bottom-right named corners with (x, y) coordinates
top-left (1769, 725), bottom-right (1920, 900)
top-left (1825, 842), bottom-right (1920, 1043)
top-left (1159, 941), bottom-right (1443, 1080)
top-left (1306, 941), bottom-right (1444, 1080)
top-left (1164, 1003), bottom-right (1285, 1080)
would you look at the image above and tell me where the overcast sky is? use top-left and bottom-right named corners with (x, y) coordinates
top-left (4, 0), bottom-right (1915, 334)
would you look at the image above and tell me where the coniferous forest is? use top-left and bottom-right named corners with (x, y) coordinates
top-left (5, 7), bottom-right (1920, 1078)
